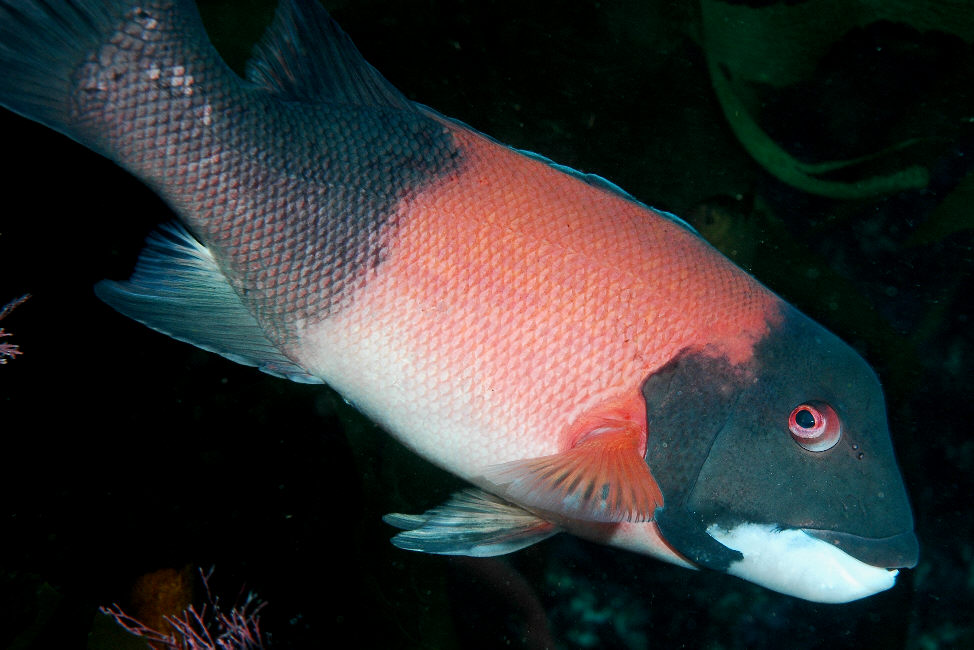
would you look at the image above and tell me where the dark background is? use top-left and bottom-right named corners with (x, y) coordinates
top-left (1, 0), bottom-right (971, 648)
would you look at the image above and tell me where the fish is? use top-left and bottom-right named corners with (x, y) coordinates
top-left (0, 0), bottom-right (917, 603)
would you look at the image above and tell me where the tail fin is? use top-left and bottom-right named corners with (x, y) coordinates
top-left (0, 0), bottom-right (205, 148)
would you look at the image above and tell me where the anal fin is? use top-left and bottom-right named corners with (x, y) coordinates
top-left (94, 222), bottom-right (322, 384)
top-left (383, 489), bottom-right (559, 557)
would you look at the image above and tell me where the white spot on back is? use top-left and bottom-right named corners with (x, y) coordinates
top-left (200, 103), bottom-right (213, 126)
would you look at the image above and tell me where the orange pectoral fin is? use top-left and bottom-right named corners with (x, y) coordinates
top-left (482, 421), bottom-right (663, 523)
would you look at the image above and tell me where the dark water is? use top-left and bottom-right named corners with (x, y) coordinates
top-left (1, 1), bottom-right (972, 648)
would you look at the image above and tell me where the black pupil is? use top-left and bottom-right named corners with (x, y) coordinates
top-left (796, 408), bottom-right (816, 429)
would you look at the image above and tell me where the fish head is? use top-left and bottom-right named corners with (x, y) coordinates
top-left (644, 305), bottom-right (917, 603)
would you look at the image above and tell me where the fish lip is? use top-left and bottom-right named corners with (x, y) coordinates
top-left (705, 523), bottom-right (901, 602)
top-left (801, 527), bottom-right (919, 569)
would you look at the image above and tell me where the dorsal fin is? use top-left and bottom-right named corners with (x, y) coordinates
top-left (419, 107), bottom-right (700, 235)
top-left (514, 146), bottom-right (699, 234)
top-left (245, 0), bottom-right (413, 110)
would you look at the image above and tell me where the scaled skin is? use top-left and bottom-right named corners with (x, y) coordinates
top-left (0, 0), bottom-right (913, 601)
top-left (299, 121), bottom-right (782, 485)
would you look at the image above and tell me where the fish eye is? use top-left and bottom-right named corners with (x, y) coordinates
top-left (788, 401), bottom-right (841, 452)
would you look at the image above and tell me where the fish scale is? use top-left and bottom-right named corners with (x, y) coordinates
top-left (64, 1), bottom-right (461, 341)
top-left (0, 0), bottom-right (916, 604)
top-left (297, 118), bottom-right (782, 480)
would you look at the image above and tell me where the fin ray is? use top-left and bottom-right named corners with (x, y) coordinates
top-left (482, 424), bottom-right (662, 523)
top-left (0, 0), bottom-right (116, 137)
top-left (383, 488), bottom-right (558, 557)
top-left (245, 0), bottom-right (413, 110)
top-left (95, 223), bottom-right (322, 384)
top-left (0, 0), bottom-right (206, 149)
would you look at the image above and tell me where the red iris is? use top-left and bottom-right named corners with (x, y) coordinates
top-left (788, 401), bottom-right (841, 452)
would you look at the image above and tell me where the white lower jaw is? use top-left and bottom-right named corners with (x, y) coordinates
top-left (706, 523), bottom-right (898, 603)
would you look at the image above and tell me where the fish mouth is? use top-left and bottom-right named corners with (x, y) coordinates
top-left (654, 504), bottom-right (915, 602)
top-left (802, 527), bottom-right (918, 570)
top-left (704, 523), bottom-right (905, 603)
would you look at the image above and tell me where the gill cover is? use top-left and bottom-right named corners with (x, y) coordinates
top-left (645, 306), bottom-right (917, 602)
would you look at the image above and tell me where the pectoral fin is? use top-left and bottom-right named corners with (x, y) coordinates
top-left (482, 422), bottom-right (662, 523)
top-left (383, 489), bottom-right (559, 557)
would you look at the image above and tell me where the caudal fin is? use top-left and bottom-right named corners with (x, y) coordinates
top-left (0, 0), bottom-right (204, 149)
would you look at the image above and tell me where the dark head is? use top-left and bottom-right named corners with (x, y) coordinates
top-left (644, 306), bottom-right (917, 602)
